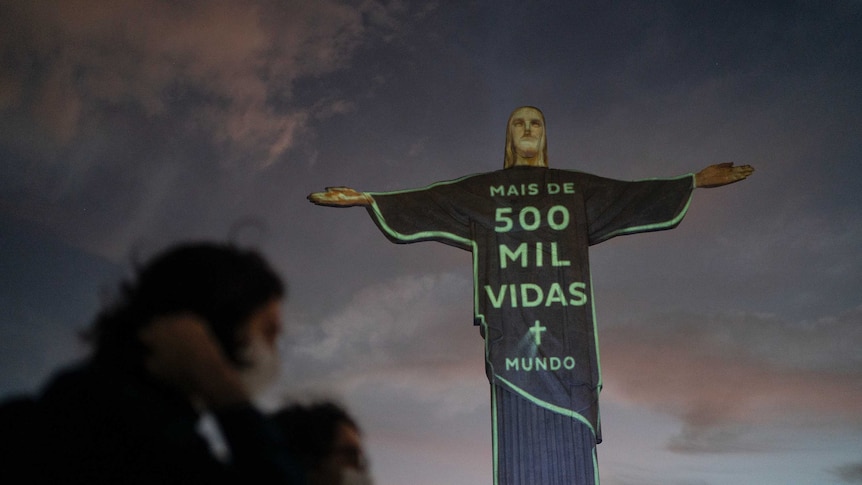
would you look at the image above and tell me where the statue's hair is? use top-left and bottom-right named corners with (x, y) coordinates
top-left (504, 106), bottom-right (548, 168)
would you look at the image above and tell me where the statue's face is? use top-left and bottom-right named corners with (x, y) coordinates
top-left (509, 107), bottom-right (544, 161)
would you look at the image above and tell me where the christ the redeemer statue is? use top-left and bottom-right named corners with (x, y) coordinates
top-left (309, 106), bottom-right (754, 485)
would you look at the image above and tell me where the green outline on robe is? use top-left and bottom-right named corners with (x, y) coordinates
top-left (367, 174), bottom-right (481, 246)
top-left (364, 201), bottom-right (598, 480)
top-left (590, 269), bottom-right (603, 441)
top-left (490, 381), bottom-right (500, 485)
top-left (594, 173), bottom-right (695, 243)
top-left (494, 375), bottom-right (596, 431)
top-left (366, 172), bottom-right (692, 485)
top-left (368, 201), bottom-right (472, 246)
top-left (368, 178), bottom-right (609, 430)
top-left (369, 203), bottom-right (473, 245)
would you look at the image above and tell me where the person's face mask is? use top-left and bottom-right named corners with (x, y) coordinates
top-left (237, 333), bottom-right (280, 397)
top-left (236, 299), bottom-right (283, 397)
top-left (340, 467), bottom-right (374, 485)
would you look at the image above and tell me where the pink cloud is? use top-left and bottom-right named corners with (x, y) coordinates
top-left (1, 0), bottom-right (405, 165)
top-left (600, 307), bottom-right (862, 443)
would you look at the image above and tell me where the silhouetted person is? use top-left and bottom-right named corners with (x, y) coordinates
top-left (273, 402), bottom-right (373, 485)
top-left (0, 242), bottom-right (305, 485)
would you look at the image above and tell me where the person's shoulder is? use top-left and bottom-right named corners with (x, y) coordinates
top-left (0, 393), bottom-right (52, 479)
top-left (0, 363), bottom-right (100, 429)
top-left (38, 361), bottom-right (145, 417)
top-left (39, 362), bottom-right (98, 399)
top-left (0, 394), bottom-right (40, 425)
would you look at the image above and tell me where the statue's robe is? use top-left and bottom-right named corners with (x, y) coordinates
top-left (366, 166), bottom-right (694, 484)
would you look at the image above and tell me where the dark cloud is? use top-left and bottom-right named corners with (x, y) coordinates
top-left (834, 462), bottom-right (862, 484)
top-left (0, 0), bottom-right (432, 259)
top-left (0, 0), bottom-right (410, 162)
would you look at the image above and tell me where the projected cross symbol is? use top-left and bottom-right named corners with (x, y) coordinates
top-left (529, 320), bottom-right (547, 346)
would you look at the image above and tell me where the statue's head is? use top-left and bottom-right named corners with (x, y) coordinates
top-left (504, 106), bottom-right (548, 169)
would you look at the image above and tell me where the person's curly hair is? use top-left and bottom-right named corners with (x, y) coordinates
top-left (87, 242), bottom-right (285, 370)
top-left (272, 401), bottom-right (360, 470)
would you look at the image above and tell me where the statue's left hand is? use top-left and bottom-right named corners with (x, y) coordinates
top-left (307, 186), bottom-right (373, 207)
top-left (694, 163), bottom-right (755, 188)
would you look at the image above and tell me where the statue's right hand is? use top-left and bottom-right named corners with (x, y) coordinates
top-left (307, 186), bottom-right (372, 206)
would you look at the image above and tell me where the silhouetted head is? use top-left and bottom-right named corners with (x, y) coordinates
top-left (273, 402), bottom-right (370, 485)
top-left (88, 242), bottom-right (285, 370)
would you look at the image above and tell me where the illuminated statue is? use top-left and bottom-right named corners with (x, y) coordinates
top-left (309, 106), bottom-right (753, 485)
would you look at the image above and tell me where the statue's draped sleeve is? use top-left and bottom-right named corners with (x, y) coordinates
top-left (583, 173), bottom-right (695, 245)
top-left (364, 174), bottom-right (481, 251)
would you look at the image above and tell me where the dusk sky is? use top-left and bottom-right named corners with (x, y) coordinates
top-left (1, 1), bottom-right (861, 484)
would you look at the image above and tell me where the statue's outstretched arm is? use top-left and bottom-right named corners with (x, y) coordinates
top-left (307, 186), bottom-right (373, 207)
top-left (694, 163), bottom-right (755, 188)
